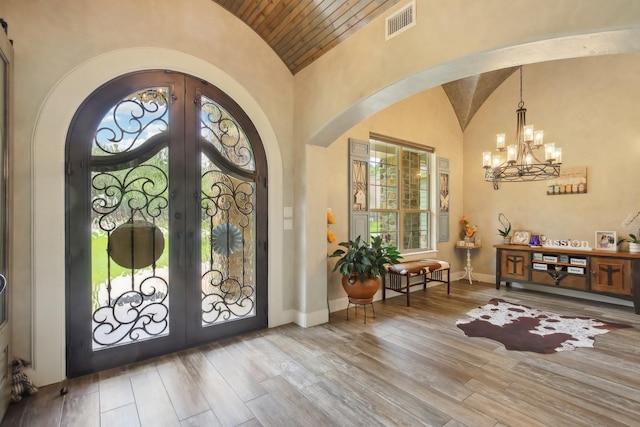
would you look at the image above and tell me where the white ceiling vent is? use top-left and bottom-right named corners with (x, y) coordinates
top-left (385, 1), bottom-right (416, 41)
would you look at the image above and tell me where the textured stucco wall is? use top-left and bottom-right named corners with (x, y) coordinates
top-left (463, 54), bottom-right (640, 281)
top-left (295, 0), bottom-right (640, 148)
top-left (326, 86), bottom-right (463, 304)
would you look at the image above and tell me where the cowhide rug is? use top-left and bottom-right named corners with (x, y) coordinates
top-left (456, 298), bottom-right (631, 353)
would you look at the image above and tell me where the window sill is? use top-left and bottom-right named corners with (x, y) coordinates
top-left (400, 249), bottom-right (438, 259)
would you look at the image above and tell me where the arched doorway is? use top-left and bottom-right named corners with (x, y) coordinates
top-left (65, 70), bottom-right (268, 377)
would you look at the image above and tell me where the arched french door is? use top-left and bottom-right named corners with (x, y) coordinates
top-left (65, 71), bottom-right (268, 377)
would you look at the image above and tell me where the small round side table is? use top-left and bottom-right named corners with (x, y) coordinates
top-left (456, 242), bottom-right (481, 284)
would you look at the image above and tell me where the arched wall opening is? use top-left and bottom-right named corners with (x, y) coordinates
top-left (302, 27), bottom-right (640, 325)
top-left (303, 27), bottom-right (640, 148)
top-left (31, 48), bottom-right (285, 385)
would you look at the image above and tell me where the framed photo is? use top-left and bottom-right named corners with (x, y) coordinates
top-left (512, 230), bottom-right (531, 245)
top-left (595, 231), bottom-right (617, 251)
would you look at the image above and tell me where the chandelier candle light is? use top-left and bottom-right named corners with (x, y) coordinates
top-left (482, 66), bottom-right (562, 190)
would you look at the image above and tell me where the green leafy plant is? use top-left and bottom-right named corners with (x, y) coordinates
top-left (497, 212), bottom-right (511, 237)
top-left (618, 233), bottom-right (640, 245)
top-left (329, 235), bottom-right (402, 282)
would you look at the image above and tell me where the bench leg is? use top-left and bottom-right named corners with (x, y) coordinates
top-left (405, 275), bottom-right (411, 307)
top-left (447, 268), bottom-right (451, 294)
top-left (382, 273), bottom-right (386, 300)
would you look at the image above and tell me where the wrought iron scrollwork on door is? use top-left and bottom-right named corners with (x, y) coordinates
top-left (90, 87), bottom-right (171, 349)
top-left (198, 94), bottom-right (258, 326)
top-left (200, 168), bottom-right (256, 324)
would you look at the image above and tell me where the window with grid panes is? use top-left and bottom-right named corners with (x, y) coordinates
top-left (369, 138), bottom-right (433, 252)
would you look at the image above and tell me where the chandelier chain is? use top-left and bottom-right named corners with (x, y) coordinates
top-left (518, 66), bottom-right (524, 109)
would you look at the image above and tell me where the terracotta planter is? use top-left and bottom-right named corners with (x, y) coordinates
top-left (342, 274), bottom-right (381, 304)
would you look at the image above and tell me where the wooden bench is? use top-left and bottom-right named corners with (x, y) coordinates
top-left (382, 259), bottom-right (450, 307)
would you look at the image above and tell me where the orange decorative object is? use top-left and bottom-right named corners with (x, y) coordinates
top-left (327, 208), bottom-right (336, 224)
top-left (459, 215), bottom-right (477, 240)
top-left (327, 230), bottom-right (337, 243)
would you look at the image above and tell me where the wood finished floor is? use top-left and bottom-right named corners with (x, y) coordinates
top-left (3, 280), bottom-right (640, 427)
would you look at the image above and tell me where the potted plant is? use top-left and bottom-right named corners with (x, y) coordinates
top-left (497, 212), bottom-right (511, 244)
top-left (618, 233), bottom-right (640, 253)
top-left (329, 235), bottom-right (402, 304)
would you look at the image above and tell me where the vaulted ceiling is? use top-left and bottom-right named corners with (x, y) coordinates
top-left (212, 0), bottom-right (402, 75)
top-left (442, 68), bottom-right (517, 131)
top-left (212, 0), bottom-right (514, 130)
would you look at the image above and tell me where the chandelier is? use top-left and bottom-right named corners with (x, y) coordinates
top-left (482, 66), bottom-right (562, 190)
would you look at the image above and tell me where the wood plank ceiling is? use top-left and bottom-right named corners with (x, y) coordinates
top-left (211, 0), bottom-right (514, 130)
top-left (211, 0), bottom-right (401, 75)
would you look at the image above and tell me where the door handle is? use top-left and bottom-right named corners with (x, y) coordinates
top-left (187, 230), bottom-right (195, 268)
top-left (176, 231), bottom-right (183, 269)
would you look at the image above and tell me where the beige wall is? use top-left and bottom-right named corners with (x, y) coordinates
top-left (326, 86), bottom-right (463, 303)
top-left (464, 54), bottom-right (640, 276)
top-left (295, 0), bottom-right (640, 148)
top-left (325, 53), bottom-right (640, 304)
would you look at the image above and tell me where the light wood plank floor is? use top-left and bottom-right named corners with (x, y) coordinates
top-left (3, 280), bottom-right (640, 427)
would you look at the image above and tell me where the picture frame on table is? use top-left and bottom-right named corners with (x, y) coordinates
top-left (595, 231), bottom-right (617, 251)
top-left (512, 230), bottom-right (531, 245)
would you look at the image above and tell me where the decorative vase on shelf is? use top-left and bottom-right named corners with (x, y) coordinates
top-left (464, 236), bottom-right (471, 244)
top-left (629, 242), bottom-right (640, 253)
top-left (529, 234), bottom-right (541, 247)
top-left (503, 236), bottom-right (511, 244)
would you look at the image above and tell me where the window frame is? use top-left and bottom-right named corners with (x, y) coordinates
top-left (349, 133), bottom-right (436, 254)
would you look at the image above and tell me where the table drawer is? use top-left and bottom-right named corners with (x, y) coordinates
top-left (531, 271), bottom-right (587, 291)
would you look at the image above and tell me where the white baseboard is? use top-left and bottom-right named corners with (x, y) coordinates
top-left (296, 307), bottom-right (329, 327)
top-left (268, 309), bottom-right (296, 328)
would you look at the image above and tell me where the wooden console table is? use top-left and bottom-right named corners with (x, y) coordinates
top-left (494, 244), bottom-right (640, 314)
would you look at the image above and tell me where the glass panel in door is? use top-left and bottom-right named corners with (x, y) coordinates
top-left (67, 72), bottom-right (268, 377)
top-left (90, 88), bottom-right (171, 349)
top-left (199, 95), bottom-right (256, 325)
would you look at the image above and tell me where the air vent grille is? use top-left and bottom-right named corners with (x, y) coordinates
top-left (385, 1), bottom-right (416, 40)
